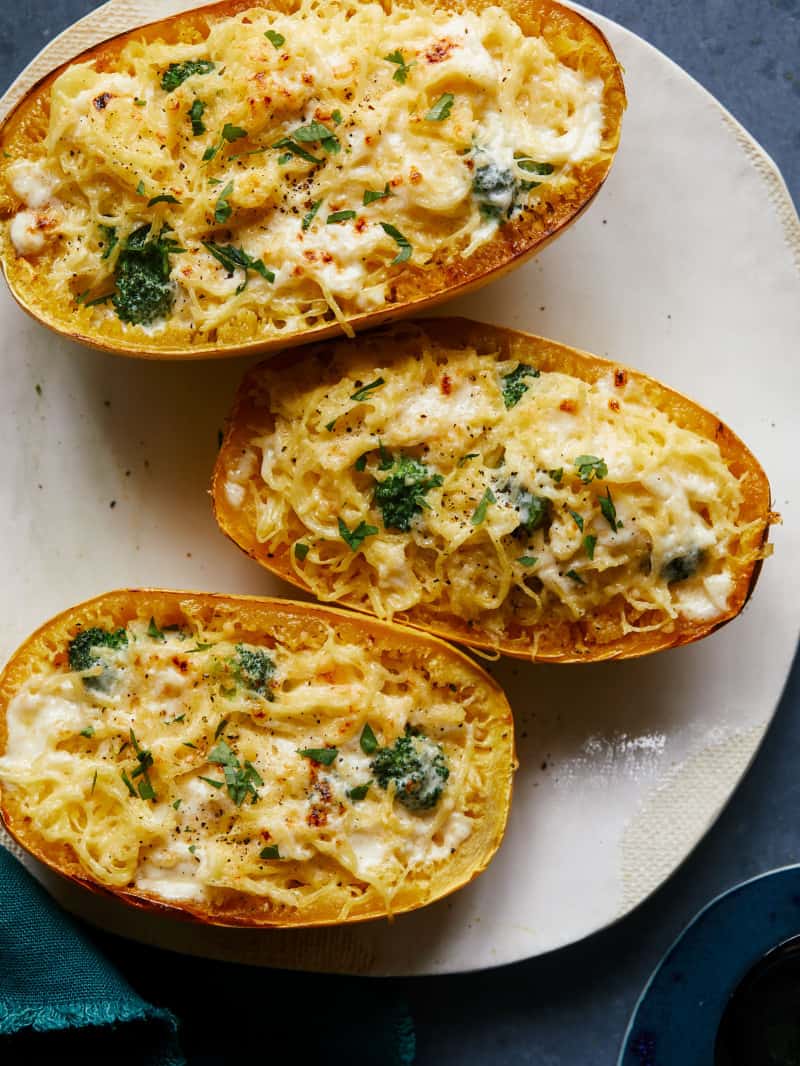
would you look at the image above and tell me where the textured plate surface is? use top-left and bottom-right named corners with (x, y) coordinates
top-left (0, 0), bottom-right (798, 975)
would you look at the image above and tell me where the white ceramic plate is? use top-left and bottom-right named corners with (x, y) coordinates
top-left (1, 1), bottom-right (798, 976)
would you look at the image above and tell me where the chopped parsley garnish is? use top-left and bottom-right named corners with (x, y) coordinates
top-left (517, 555), bottom-right (538, 567)
top-left (583, 534), bottom-right (597, 560)
top-left (259, 844), bottom-right (281, 859)
top-left (147, 193), bottom-right (181, 207)
top-left (293, 120), bottom-right (340, 154)
top-left (214, 180), bottom-right (234, 224)
top-left (214, 718), bottom-right (229, 740)
top-left (203, 122), bottom-right (247, 162)
top-left (350, 377), bottom-right (384, 402)
top-left (169, 714), bottom-right (186, 724)
top-left (231, 644), bottom-right (276, 697)
top-left (360, 722), bottom-right (378, 755)
top-left (599, 488), bottom-right (618, 531)
top-left (566, 569), bottom-right (585, 585)
top-left (182, 741), bottom-right (198, 750)
top-left (549, 468), bottom-right (563, 484)
top-left (363, 183), bottom-right (391, 206)
top-left (384, 49), bottom-right (415, 84)
top-left (147, 617), bottom-right (165, 641)
top-left (172, 798), bottom-right (182, 809)
top-left (379, 222), bottom-right (412, 264)
top-left (299, 747), bottom-right (338, 766)
top-left (161, 60), bottom-right (215, 93)
top-left (501, 364), bottom-right (540, 408)
top-left (208, 740), bottom-right (263, 805)
top-left (199, 775), bottom-right (224, 789)
top-left (575, 455), bottom-right (608, 484)
top-left (568, 509), bottom-right (584, 532)
top-left (79, 726), bottom-right (95, 738)
top-left (202, 241), bottom-right (275, 291)
top-left (332, 110), bottom-right (342, 125)
top-left (457, 453), bottom-right (479, 467)
top-left (425, 93), bottom-right (454, 121)
top-left (264, 29), bottom-right (285, 48)
top-left (112, 224), bottom-right (184, 325)
top-left (294, 541), bottom-right (310, 560)
top-left (515, 491), bottom-right (550, 533)
top-left (121, 769), bottom-right (136, 797)
top-left (91, 770), bottom-right (98, 794)
top-left (327, 209), bottom-right (356, 223)
top-left (347, 783), bottom-right (370, 802)
top-left (471, 487), bottom-right (496, 526)
top-left (472, 164), bottom-right (516, 222)
top-left (354, 454), bottom-right (368, 472)
top-left (516, 157), bottom-right (555, 191)
top-left (325, 418), bottom-right (337, 432)
top-left (338, 518), bottom-right (378, 551)
top-left (129, 728), bottom-right (157, 801)
top-left (301, 198), bottom-right (322, 230)
top-left (188, 98), bottom-right (206, 135)
top-left (99, 224), bottom-right (118, 260)
top-left (134, 98), bottom-right (146, 107)
top-left (135, 180), bottom-right (146, 196)
top-left (374, 454), bottom-right (443, 531)
top-left (273, 137), bottom-right (322, 165)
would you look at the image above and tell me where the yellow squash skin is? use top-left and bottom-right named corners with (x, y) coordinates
top-left (0, 589), bottom-right (515, 927)
top-left (212, 318), bottom-right (774, 662)
top-left (0, 0), bottom-right (625, 359)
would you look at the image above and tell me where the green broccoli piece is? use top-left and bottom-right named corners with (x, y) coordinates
top-left (373, 455), bottom-right (443, 532)
top-left (501, 364), bottom-right (540, 408)
top-left (232, 644), bottom-right (275, 697)
top-left (661, 548), bottom-right (705, 584)
top-left (111, 225), bottom-right (183, 325)
top-left (371, 727), bottom-right (449, 811)
top-left (160, 60), bottom-right (215, 93)
top-left (68, 627), bottom-right (128, 690)
top-left (472, 163), bottom-right (516, 221)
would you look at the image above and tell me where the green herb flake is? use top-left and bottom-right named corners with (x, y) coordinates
top-left (147, 616), bottom-right (165, 641)
top-left (222, 122), bottom-right (247, 142)
top-left (202, 241), bottom-right (275, 290)
top-left (457, 453), bottom-right (479, 467)
top-left (566, 569), bottom-right (586, 585)
top-left (259, 844), bottom-right (281, 859)
top-left (188, 98), bottom-right (206, 136)
top-left (599, 488), bottom-right (618, 532)
top-left (354, 454), bottom-right (368, 472)
top-left (161, 60), bottom-right (215, 93)
top-left (99, 224), bottom-right (118, 260)
top-left (135, 180), bottom-right (146, 196)
top-left (425, 93), bottom-right (454, 121)
top-left (272, 137), bottom-right (322, 165)
top-left (169, 714), bottom-right (186, 724)
top-left (147, 193), bottom-right (181, 207)
top-left (327, 209), bottom-right (356, 224)
top-left (331, 110), bottom-right (343, 125)
top-left (294, 542), bottom-right (310, 560)
top-left (214, 180), bottom-right (234, 224)
top-left (199, 775), bottom-right (224, 789)
top-left (172, 798), bottom-right (182, 809)
top-left (350, 377), bottom-right (384, 402)
top-left (121, 769), bottom-right (136, 797)
top-left (292, 120), bottom-right (340, 154)
top-left (301, 198), bottom-right (322, 231)
top-left (583, 534), bottom-right (597, 560)
top-left (575, 455), bottom-right (608, 484)
top-left (188, 845), bottom-right (197, 854)
top-left (471, 487), bottom-right (496, 526)
top-left (549, 468), bottom-right (563, 483)
top-left (360, 722), bottom-right (378, 755)
top-left (347, 783), bottom-right (370, 802)
top-left (338, 517), bottom-right (378, 551)
top-left (363, 183), bottom-right (391, 206)
top-left (79, 725), bottom-right (95, 738)
top-left (299, 747), bottom-right (338, 766)
top-left (325, 417), bottom-right (337, 432)
top-left (264, 29), bottom-right (285, 48)
top-left (214, 718), bottom-right (229, 740)
top-left (568, 509), bottom-right (584, 532)
top-left (384, 49), bottom-right (415, 84)
top-left (517, 555), bottom-right (538, 567)
top-left (134, 98), bottom-right (146, 107)
top-left (182, 741), bottom-right (198, 749)
top-left (379, 221), bottom-right (412, 264)
top-left (90, 770), bottom-right (98, 794)
top-left (34, 383), bottom-right (42, 396)
top-left (501, 364), bottom-right (540, 408)
top-left (208, 741), bottom-right (263, 805)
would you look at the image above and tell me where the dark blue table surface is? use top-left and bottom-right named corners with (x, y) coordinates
top-left (2, 3), bottom-right (798, 1063)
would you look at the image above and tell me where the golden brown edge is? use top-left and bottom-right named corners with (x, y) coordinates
top-left (0, 0), bottom-right (625, 360)
top-left (211, 317), bottom-right (774, 663)
top-left (0, 588), bottom-right (515, 927)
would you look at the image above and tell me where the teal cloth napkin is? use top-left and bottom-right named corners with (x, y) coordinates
top-left (0, 847), bottom-right (416, 1064)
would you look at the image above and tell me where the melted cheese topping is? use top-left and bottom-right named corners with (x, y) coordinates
top-left (222, 327), bottom-right (763, 648)
top-left (3, 0), bottom-right (611, 340)
top-left (0, 612), bottom-right (486, 916)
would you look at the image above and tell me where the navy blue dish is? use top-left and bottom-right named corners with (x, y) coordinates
top-left (618, 866), bottom-right (800, 1065)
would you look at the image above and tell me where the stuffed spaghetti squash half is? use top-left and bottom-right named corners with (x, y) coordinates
top-left (212, 319), bottom-right (774, 661)
top-left (0, 0), bottom-right (624, 357)
top-left (0, 590), bottom-right (514, 926)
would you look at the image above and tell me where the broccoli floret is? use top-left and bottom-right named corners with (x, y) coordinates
top-left (160, 59), bottom-right (215, 93)
top-left (501, 364), bottom-right (540, 408)
top-left (472, 163), bottom-right (516, 221)
top-left (371, 728), bottom-right (449, 811)
top-left (111, 225), bottom-right (181, 325)
top-left (661, 548), bottom-right (705, 584)
top-left (232, 644), bottom-right (275, 697)
top-left (373, 455), bottom-right (443, 532)
top-left (68, 627), bottom-right (128, 690)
